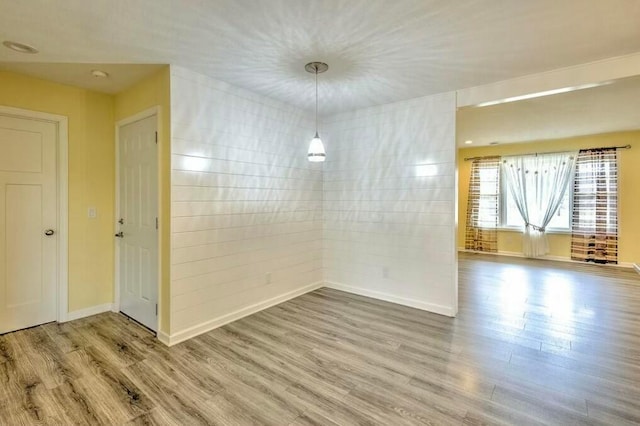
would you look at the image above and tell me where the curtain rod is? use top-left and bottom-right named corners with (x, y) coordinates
top-left (463, 144), bottom-right (631, 161)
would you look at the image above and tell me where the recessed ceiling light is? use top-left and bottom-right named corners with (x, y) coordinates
top-left (91, 69), bottom-right (109, 78)
top-left (465, 140), bottom-right (473, 144)
top-left (3, 40), bottom-right (38, 54)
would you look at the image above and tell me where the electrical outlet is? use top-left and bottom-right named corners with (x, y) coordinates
top-left (265, 272), bottom-right (272, 284)
top-left (88, 207), bottom-right (97, 219)
top-left (382, 266), bottom-right (389, 279)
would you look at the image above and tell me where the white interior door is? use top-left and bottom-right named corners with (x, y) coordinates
top-left (0, 114), bottom-right (58, 334)
top-left (117, 115), bottom-right (158, 331)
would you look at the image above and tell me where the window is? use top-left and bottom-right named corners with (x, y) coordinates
top-left (473, 153), bottom-right (574, 232)
top-left (476, 166), bottom-right (500, 228)
top-left (572, 152), bottom-right (617, 234)
top-left (570, 148), bottom-right (618, 264)
top-left (467, 149), bottom-right (619, 261)
top-left (465, 157), bottom-right (500, 252)
top-left (502, 185), bottom-right (571, 230)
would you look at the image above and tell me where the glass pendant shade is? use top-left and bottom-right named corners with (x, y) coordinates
top-left (308, 132), bottom-right (326, 162)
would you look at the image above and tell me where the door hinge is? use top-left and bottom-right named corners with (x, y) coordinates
top-left (155, 217), bottom-right (158, 230)
top-left (155, 304), bottom-right (158, 316)
top-left (155, 131), bottom-right (158, 144)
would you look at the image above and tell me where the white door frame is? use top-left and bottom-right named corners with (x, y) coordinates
top-left (114, 106), bottom-right (161, 333)
top-left (0, 105), bottom-right (69, 323)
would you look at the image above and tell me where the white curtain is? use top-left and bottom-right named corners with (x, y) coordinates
top-left (501, 152), bottom-right (577, 258)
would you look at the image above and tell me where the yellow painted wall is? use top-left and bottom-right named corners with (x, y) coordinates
top-left (458, 131), bottom-right (640, 264)
top-left (0, 71), bottom-right (115, 311)
top-left (114, 66), bottom-right (171, 334)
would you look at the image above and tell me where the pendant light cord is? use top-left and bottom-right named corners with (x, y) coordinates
top-left (315, 66), bottom-right (318, 135)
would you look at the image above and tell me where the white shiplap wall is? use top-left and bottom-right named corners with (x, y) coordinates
top-left (169, 67), bottom-right (323, 340)
top-left (322, 93), bottom-right (458, 316)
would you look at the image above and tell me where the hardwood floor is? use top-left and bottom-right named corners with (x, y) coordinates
top-left (1, 253), bottom-right (640, 425)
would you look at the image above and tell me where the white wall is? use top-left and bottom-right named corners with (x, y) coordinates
top-left (322, 93), bottom-right (458, 316)
top-left (169, 67), bottom-right (323, 341)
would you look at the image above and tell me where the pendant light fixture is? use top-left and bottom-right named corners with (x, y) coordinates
top-left (305, 61), bottom-right (328, 162)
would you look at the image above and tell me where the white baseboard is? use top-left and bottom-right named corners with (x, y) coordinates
top-left (458, 248), bottom-right (634, 269)
top-left (324, 281), bottom-right (456, 317)
top-left (160, 281), bottom-right (324, 346)
top-left (62, 303), bottom-right (114, 322)
top-left (157, 330), bottom-right (171, 346)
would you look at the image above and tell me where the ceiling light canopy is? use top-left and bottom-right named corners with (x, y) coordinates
top-left (306, 61), bottom-right (328, 162)
top-left (2, 40), bottom-right (38, 54)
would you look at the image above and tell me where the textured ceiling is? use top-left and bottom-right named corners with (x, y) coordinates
top-left (457, 75), bottom-right (640, 146)
top-left (1, 0), bottom-right (640, 114)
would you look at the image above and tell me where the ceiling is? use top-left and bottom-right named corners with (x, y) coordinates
top-left (457, 75), bottom-right (640, 147)
top-left (1, 0), bottom-right (640, 114)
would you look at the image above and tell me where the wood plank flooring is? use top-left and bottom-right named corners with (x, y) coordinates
top-left (1, 253), bottom-right (640, 425)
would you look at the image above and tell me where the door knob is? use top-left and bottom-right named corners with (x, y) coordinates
top-left (115, 231), bottom-right (124, 238)
top-left (44, 229), bottom-right (55, 236)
